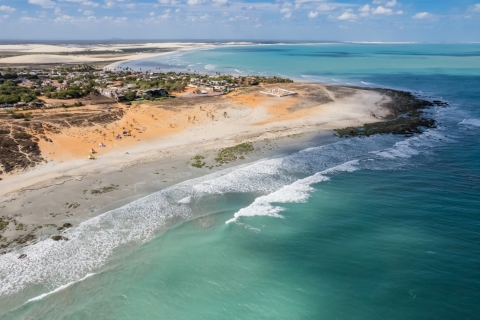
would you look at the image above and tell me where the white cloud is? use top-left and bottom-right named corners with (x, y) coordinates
top-left (469, 4), bottom-right (480, 12)
top-left (337, 11), bottom-right (356, 20)
top-left (28, 0), bottom-right (56, 9)
top-left (187, 0), bottom-right (206, 5)
top-left (0, 5), bottom-right (16, 13)
top-left (104, 0), bottom-right (115, 8)
top-left (19, 16), bottom-right (41, 22)
top-left (125, 3), bottom-right (135, 8)
top-left (83, 9), bottom-right (94, 15)
top-left (149, 11), bottom-right (155, 16)
top-left (62, 0), bottom-right (98, 4)
top-left (317, 3), bottom-right (336, 11)
top-left (386, 0), bottom-right (397, 7)
top-left (359, 4), bottom-right (370, 12)
top-left (358, 4), bottom-right (370, 16)
top-left (82, 1), bottom-right (99, 7)
top-left (373, 6), bottom-right (392, 15)
top-left (412, 12), bottom-right (431, 19)
top-left (372, 0), bottom-right (382, 4)
top-left (308, 11), bottom-right (318, 18)
top-left (54, 14), bottom-right (73, 22)
top-left (175, 8), bottom-right (180, 12)
top-left (396, 10), bottom-right (403, 14)
top-left (212, 0), bottom-right (229, 6)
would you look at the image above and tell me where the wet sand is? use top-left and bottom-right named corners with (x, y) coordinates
top-left (0, 83), bottom-right (390, 252)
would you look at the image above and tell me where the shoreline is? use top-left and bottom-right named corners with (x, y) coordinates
top-left (1, 81), bottom-right (395, 252)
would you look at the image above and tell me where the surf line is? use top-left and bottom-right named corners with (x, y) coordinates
top-left (25, 273), bottom-right (96, 304)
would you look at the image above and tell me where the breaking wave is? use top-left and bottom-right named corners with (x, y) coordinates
top-left (0, 110), bottom-right (454, 302)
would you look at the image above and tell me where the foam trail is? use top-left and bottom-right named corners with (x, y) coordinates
top-left (226, 160), bottom-right (359, 224)
top-left (459, 118), bottom-right (480, 127)
top-left (26, 273), bottom-right (95, 304)
top-left (0, 120), bottom-right (449, 300)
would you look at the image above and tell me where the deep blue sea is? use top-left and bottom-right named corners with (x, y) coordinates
top-left (1, 44), bottom-right (480, 319)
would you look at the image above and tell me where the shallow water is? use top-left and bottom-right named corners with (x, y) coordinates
top-left (1, 44), bottom-right (480, 319)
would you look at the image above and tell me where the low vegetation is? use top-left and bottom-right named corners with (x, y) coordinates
top-left (0, 218), bottom-right (8, 231)
top-left (215, 142), bottom-right (254, 164)
top-left (191, 155), bottom-right (206, 168)
top-left (90, 184), bottom-right (119, 195)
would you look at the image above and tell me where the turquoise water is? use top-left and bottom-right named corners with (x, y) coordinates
top-left (1, 44), bottom-right (480, 319)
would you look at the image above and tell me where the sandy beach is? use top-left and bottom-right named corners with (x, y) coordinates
top-left (0, 42), bottom-right (212, 68)
top-left (0, 79), bottom-right (394, 252)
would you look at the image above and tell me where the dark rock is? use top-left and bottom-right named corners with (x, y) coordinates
top-left (15, 234), bottom-right (36, 244)
top-left (63, 223), bottom-right (73, 228)
top-left (52, 235), bottom-right (69, 241)
top-left (18, 254), bottom-right (27, 259)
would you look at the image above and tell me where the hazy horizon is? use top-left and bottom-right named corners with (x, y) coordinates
top-left (0, 0), bottom-right (479, 42)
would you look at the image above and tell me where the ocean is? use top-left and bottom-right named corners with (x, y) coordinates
top-left (1, 43), bottom-right (480, 319)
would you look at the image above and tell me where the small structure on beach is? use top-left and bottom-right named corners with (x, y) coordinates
top-left (141, 88), bottom-right (168, 99)
top-left (260, 88), bottom-right (297, 97)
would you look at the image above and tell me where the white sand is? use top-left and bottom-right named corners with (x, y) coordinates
top-left (0, 42), bottom-right (211, 65)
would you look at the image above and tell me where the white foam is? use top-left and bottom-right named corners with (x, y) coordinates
top-left (459, 118), bottom-right (480, 127)
top-left (26, 273), bottom-right (95, 303)
top-left (0, 118), bottom-right (451, 299)
top-left (226, 160), bottom-right (359, 224)
top-left (204, 64), bottom-right (216, 71)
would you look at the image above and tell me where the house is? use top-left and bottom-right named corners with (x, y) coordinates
top-left (141, 88), bottom-right (168, 99)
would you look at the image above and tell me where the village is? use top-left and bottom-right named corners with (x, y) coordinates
top-left (0, 65), bottom-right (294, 110)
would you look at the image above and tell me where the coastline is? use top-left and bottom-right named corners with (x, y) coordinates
top-left (1, 82), bottom-right (394, 252)
top-left (0, 42), bottom-right (214, 68)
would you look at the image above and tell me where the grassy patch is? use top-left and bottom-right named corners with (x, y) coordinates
top-left (215, 142), bottom-right (254, 164)
top-left (65, 202), bottom-right (80, 209)
top-left (0, 219), bottom-right (8, 231)
top-left (191, 155), bottom-right (206, 168)
top-left (91, 184), bottom-right (119, 195)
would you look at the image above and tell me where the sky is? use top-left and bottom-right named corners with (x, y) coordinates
top-left (0, 0), bottom-right (480, 41)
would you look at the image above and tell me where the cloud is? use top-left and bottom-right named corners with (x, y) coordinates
top-left (212, 0), bottom-right (229, 6)
top-left (187, 0), bottom-right (206, 5)
top-left (308, 11), bottom-right (318, 18)
top-left (125, 3), bottom-right (135, 8)
top-left (358, 4), bottom-right (370, 16)
top-left (28, 0), bottom-right (56, 8)
top-left (316, 3), bottom-right (336, 12)
top-left (396, 10), bottom-right (403, 14)
top-left (373, 6), bottom-right (392, 15)
top-left (0, 5), bottom-right (16, 13)
top-left (104, 0), bottom-right (115, 8)
top-left (359, 4), bottom-right (370, 12)
top-left (412, 12), bottom-right (431, 19)
top-left (337, 11), bottom-right (356, 20)
top-left (83, 9), bottom-right (94, 15)
top-left (385, 0), bottom-right (397, 7)
top-left (469, 4), bottom-right (480, 12)
top-left (82, 1), bottom-right (99, 6)
top-left (20, 16), bottom-right (41, 22)
top-left (62, 0), bottom-right (99, 5)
